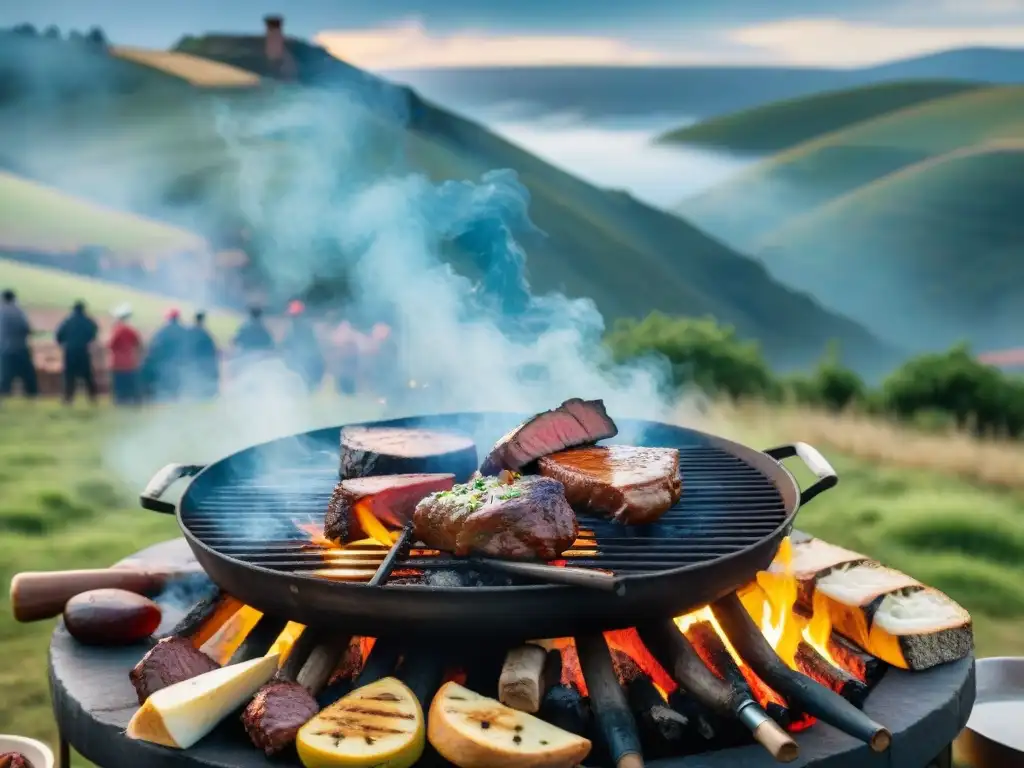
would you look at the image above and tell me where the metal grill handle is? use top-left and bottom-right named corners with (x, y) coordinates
top-left (763, 443), bottom-right (837, 508)
top-left (140, 463), bottom-right (206, 515)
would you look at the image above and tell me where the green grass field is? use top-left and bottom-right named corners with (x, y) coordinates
top-left (0, 171), bottom-right (206, 255)
top-left (656, 80), bottom-right (981, 155)
top-left (750, 144), bottom-right (1024, 352)
top-left (678, 84), bottom-right (1024, 249)
top-left (0, 259), bottom-right (242, 340)
top-left (1, 399), bottom-right (1020, 761)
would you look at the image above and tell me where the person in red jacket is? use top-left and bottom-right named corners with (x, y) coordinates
top-left (107, 304), bottom-right (143, 405)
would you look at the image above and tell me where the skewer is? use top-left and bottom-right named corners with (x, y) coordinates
top-left (367, 525), bottom-right (415, 586)
top-left (471, 558), bottom-right (626, 594)
top-left (636, 621), bottom-right (799, 764)
top-left (575, 633), bottom-right (645, 768)
top-left (711, 592), bottom-right (891, 752)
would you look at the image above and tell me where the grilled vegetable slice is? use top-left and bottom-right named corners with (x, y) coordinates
top-left (126, 653), bottom-right (279, 749)
top-left (297, 677), bottom-right (425, 768)
top-left (428, 681), bottom-right (592, 768)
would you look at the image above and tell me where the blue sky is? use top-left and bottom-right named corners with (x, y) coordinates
top-left (5, 0), bottom-right (1024, 68)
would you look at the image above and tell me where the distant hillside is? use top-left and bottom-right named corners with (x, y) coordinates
top-left (383, 48), bottom-right (1024, 122)
top-left (0, 171), bottom-right (205, 254)
top-left (677, 85), bottom-right (1024, 249)
top-left (656, 81), bottom-right (981, 154)
top-left (752, 144), bottom-right (1024, 353)
top-left (0, 258), bottom-right (240, 339)
top-left (0, 35), bottom-right (897, 372)
top-left (109, 47), bottom-right (261, 88)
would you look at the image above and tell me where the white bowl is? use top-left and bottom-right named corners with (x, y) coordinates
top-left (0, 735), bottom-right (55, 768)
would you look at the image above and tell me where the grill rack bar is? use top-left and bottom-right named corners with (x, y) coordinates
top-left (184, 445), bottom-right (791, 586)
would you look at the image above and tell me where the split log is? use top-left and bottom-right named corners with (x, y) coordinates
top-left (575, 633), bottom-right (644, 768)
top-left (499, 644), bottom-right (561, 713)
top-left (711, 592), bottom-right (891, 752)
top-left (162, 590), bottom-right (243, 648)
top-left (794, 641), bottom-right (868, 707)
top-left (637, 621), bottom-right (798, 764)
top-left (626, 675), bottom-right (692, 758)
top-left (807, 564), bottom-right (972, 671)
top-left (772, 536), bottom-right (971, 671)
top-left (826, 632), bottom-right (887, 686)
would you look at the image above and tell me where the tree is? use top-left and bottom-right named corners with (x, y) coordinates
top-left (881, 343), bottom-right (1009, 435)
top-left (85, 26), bottom-right (107, 46)
top-left (10, 23), bottom-right (38, 36)
top-left (604, 312), bottom-right (776, 399)
top-left (42, 24), bottom-right (61, 39)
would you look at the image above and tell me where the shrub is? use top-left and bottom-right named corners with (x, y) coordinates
top-left (881, 343), bottom-right (1010, 436)
top-left (604, 312), bottom-right (775, 399)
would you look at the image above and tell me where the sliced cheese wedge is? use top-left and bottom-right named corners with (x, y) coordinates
top-left (428, 681), bottom-right (592, 768)
top-left (127, 653), bottom-right (280, 749)
top-left (297, 677), bottom-right (424, 768)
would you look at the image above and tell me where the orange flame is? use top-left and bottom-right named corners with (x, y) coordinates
top-left (268, 621), bottom-right (306, 666)
top-left (200, 605), bottom-right (263, 664)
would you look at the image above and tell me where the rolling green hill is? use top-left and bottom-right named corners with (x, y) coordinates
top-left (677, 85), bottom-right (1024, 250)
top-left (656, 80), bottom-right (982, 155)
top-left (0, 259), bottom-right (240, 338)
top-left (753, 144), bottom-right (1024, 352)
top-left (0, 171), bottom-right (206, 254)
top-left (0, 35), bottom-right (896, 372)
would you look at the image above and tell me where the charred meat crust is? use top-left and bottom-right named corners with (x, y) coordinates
top-left (538, 445), bottom-right (681, 525)
top-left (339, 426), bottom-right (478, 481)
top-left (128, 636), bottom-right (220, 704)
top-left (242, 679), bottom-right (320, 755)
top-left (479, 398), bottom-right (618, 476)
top-left (413, 475), bottom-right (578, 560)
top-left (323, 473), bottom-right (455, 543)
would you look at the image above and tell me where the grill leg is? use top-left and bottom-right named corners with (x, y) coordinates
top-left (59, 736), bottom-right (70, 768)
top-left (926, 743), bottom-right (952, 768)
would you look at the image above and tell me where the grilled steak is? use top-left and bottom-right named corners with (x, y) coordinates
top-left (243, 679), bottom-right (320, 755)
top-left (324, 473), bottom-right (455, 543)
top-left (538, 445), bottom-right (681, 525)
top-left (340, 426), bottom-right (478, 481)
top-left (413, 475), bottom-right (578, 559)
top-left (480, 398), bottom-right (618, 475)
top-left (128, 636), bottom-right (220, 704)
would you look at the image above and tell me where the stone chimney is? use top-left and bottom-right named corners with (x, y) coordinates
top-left (263, 14), bottom-right (297, 79)
top-left (264, 15), bottom-right (285, 63)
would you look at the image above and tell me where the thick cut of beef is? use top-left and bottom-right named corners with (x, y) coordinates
top-left (324, 473), bottom-right (455, 543)
top-left (243, 679), bottom-right (320, 755)
top-left (413, 475), bottom-right (578, 560)
top-left (340, 426), bottom-right (477, 481)
top-left (480, 398), bottom-right (618, 475)
top-left (538, 445), bottom-right (681, 525)
top-left (128, 636), bottom-right (220, 704)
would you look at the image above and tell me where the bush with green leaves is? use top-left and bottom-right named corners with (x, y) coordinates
top-left (606, 313), bottom-right (1024, 436)
top-left (604, 312), bottom-right (775, 399)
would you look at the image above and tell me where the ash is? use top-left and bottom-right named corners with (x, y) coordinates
top-left (426, 570), bottom-right (470, 588)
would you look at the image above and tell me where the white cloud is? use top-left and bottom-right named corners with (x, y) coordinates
top-left (314, 20), bottom-right (705, 69)
top-left (315, 17), bottom-right (1024, 70)
top-left (728, 18), bottom-right (1024, 66)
